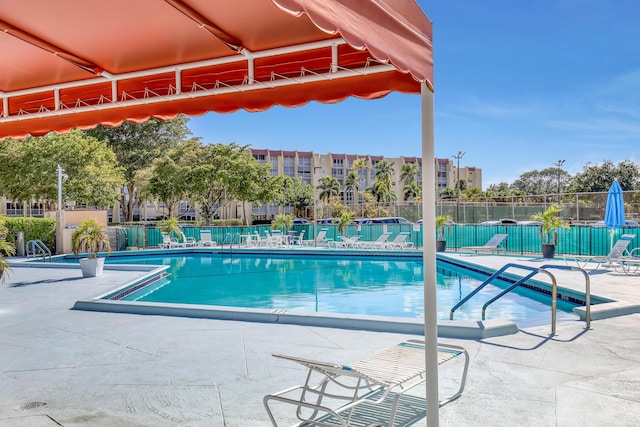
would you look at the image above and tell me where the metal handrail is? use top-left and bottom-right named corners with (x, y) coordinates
top-left (25, 239), bottom-right (51, 262)
top-left (480, 268), bottom-right (559, 335)
top-left (450, 263), bottom-right (540, 319)
top-left (220, 232), bottom-right (234, 255)
top-left (541, 264), bottom-right (591, 329)
top-left (450, 263), bottom-right (559, 335)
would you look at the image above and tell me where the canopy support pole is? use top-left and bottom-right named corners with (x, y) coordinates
top-left (421, 83), bottom-right (439, 426)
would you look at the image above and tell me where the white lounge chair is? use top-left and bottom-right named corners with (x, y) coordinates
top-left (329, 235), bottom-right (361, 249)
top-left (179, 231), bottom-right (197, 247)
top-left (357, 232), bottom-right (392, 249)
top-left (565, 234), bottom-right (636, 270)
top-left (383, 231), bottom-right (414, 250)
top-left (309, 228), bottom-right (333, 246)
top-left (160, 232), bottom-right (172, 249)
top-left (290, 230), bottom-right (305, 246)
top-left (459, 233), bottom-right (508, 254)
top-left (198, 230), bottom-right (216, 247)
top-left (264, 340), bottom-right (469, 427)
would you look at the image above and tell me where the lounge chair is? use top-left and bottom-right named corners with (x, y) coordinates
top-left (264, 340), bottom-right (469, 427)
top-left (306, 228), bottom-right (332, 246)
top-left (383, 231), bottom-right (414, 250)
top-left (564, 234), bottom-right (636, 270)
top-left (357, 232), bottom-right (392, 249)
top-left (160, 232), bottom-right (173, 249)
top-left (179, 231), bottom-right (197, 247)
top-left (290, 230), bottom-right (305, 246)
top-left (459, 233), bottom-right (508, 254)
top-left (617, 250), bottom-right (640, 275)
top-left (198, 230), bottom-right (216, 247)
top-left (328, 235), bottom-right (361, 248)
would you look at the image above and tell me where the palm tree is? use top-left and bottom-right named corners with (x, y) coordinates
top-left (403, 181), bottom-right (421, 201)
top-left (345, 171), bottom-right (359, 211)
top-left (317, 176), bottom-right (340, 203)
top-left (400, 163), bottom-right (418, 185)
top-left (350, 158), bottom-right (368, 215)
top-left (371, 159), bottom-right (394, 204)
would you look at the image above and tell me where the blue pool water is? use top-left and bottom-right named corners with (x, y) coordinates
top-left (64, 253), bottom-right (578, 324)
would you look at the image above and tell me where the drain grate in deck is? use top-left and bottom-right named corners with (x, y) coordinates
top-left (16, 401), bottom-right (47, 411)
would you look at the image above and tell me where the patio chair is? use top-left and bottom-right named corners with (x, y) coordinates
top-left (618, 249), bottom-right (640, 275)
top-left (160, 232), bottom-right (172, 249)
top-left (459, 233), bottom-right (508, 254)
top-left (307, 228), bottom-right (332, 246)
top-left (383, 231), bottom-right (414, 250)
top-left (328, 235), bottom-right (361, 249)
top-left (179, 231), bottom-right (198, 247)
top-left (290, 230), bottom-right (305, 246)
top-left (264, 340), bottom-right (469, 427)
top-left (198, 230), bottom-right (216, 247)
top-left (564, 234), bottom-right (636, 270)
top-left (357, 232), bottom-right (392, 249)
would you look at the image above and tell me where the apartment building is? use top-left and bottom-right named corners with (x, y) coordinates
top-left (251, 149), bottom-right (482, 204)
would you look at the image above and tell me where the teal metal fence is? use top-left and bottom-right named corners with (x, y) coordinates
top-left (121, 224), bottom-right (638, 257)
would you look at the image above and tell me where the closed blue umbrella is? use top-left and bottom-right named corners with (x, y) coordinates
top-left (604, 179), bottom-right (625, 250)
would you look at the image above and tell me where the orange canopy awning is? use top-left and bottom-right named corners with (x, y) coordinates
top-left (0, 0), bottom-right (433, 139)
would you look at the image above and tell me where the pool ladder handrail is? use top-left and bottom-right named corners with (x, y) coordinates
top-left (25, 239), bottom-right (52, 262)
top-left (540, 264), bottom-right (591, 329)
top-left (450, 263), bottom-right (560, 334)
top-left (220, 232), bottom-right (241, 255)
top-left (450, 263), bottom-right (591, 334)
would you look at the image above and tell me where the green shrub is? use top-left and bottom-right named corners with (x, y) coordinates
top-left (3, 217), bottom-right (56, 252)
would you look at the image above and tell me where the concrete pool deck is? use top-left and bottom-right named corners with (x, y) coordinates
top-left (1, 253), bottom-right (639, 426)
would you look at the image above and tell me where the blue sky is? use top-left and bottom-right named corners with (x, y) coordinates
top-left (187, 0), bottom-right (640, 188)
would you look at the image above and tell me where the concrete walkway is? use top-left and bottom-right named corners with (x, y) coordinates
top-left (1, 254), bottom-right (639, 426)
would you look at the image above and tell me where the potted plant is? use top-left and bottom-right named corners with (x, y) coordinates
top-left (0, 217), bottom-right (16, 283)
top-left (72, 217), bottom-right (111, 277)
top-left (531, 205), bottom-right (569, 258)
top-left (435, 215), bottom-right (453, 252)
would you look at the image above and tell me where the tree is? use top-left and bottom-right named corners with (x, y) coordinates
top-left (370, 159), bottom-right (394, 202)
top-left (84, 117), bottom-right (191, 221)
top-left (345, 171), bottom-right (360, 210)
top-left (568, 160), bottom-right (640, 193)
top-left (277, 176), bottom-right (314, 218)
top-left (400, 163), bottom-right (418, 185)
top-left (403, 181), bottom-right (421, 201)
top-left (317, 176), bottom-right (340, 203)
top-left (439, 187), bottom-right (457, 200)
top-left (512, 167), bottom-right (571, 195)
top-left (349, 158), bottom-right (369, 213)
top-left (0, 131), bottom-right (124, 209)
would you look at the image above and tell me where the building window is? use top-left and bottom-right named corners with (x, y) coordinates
top-left (332, 158), bottom-right (344, 185)
top-left (270, 157), bottom-right (278, 176)
top-left (283, 156), bottom-right (295, 177)
top-left (298, 157), bottom-right (311, 184)
top-left (254, 154), bottom-right (266, 163)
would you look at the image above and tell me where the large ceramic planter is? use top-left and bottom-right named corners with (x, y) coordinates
top-left (436, 240), bottom-right (447, 252)
top-left (79, 257), bottom-right (105, 278)
top-left (541, 244), bottom-right (556, 259)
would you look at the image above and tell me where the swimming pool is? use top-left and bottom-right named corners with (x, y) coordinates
top-left (63, 252), bottom-right (579, 325)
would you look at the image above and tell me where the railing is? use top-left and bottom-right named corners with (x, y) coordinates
top-left (451, 263), bottom-right (592, 334)
top-left (450, 263), bottom-right (559, 335)
top-left (540, 264), bottom-right (591, 329)
top-left (26, 239), bottom-right (52, 262)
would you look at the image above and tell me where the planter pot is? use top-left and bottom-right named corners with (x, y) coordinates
top-left (79, 257), bottom-right (105, 278)
top-left (436, 240), bottom-right (447, 252)
top-left (541, 244), bottom-right (556, 259)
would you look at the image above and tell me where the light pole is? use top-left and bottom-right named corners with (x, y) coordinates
top-left (313, 166), bottom-right (322, 247)
top-left (56, 165), bottom-right (68, 255)
top-left (451, 151), bottom-right (465, 223)
top-left (554, 159), bottom-right (565, 203)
